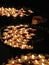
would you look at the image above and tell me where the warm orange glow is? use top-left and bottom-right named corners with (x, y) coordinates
top-left (0, 7), bottom-right (33, 17)
top-left (3, 54), bottom-right (49, 65)
top-left (2, 24), bottom-right (35, 49)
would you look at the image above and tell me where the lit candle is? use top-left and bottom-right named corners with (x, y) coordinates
top-left (28, 45), bottom-right (33, 49)
top-left (21, 55), bottom-right (27, 61)
top-left (41, 59), bottom-right (45, 62)
top-left (4, 40), bottom-right (8, 44)
top-left (18, 59), bottom-right (22, 63)
top-left (19, 13), bottom-right (24, 17)
top-left (38, 54), bottom-right (45, 59)
top-left (34, 60), bottom-right (39, 64)
top-left (41, 63), bottom-right (45, 65)
top-left (31, 54), bottom-right (35, 59)
top-left (12, 60), bottom-right (15, 64)
top-left (21, 45), bottom-right (26, 49)
top-left (28, 9), bottom-right (33, 13)
top-left (12, 13), bottom-right (18, 17)
top-left (24, 56), bottom-right (28, 60)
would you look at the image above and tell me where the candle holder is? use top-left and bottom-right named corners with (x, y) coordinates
top-left (0, 24), bottom-right (36, 49)
top-left (0, 7), bottom-right (34, 18)
top-left (2, 53), bottom-right (49, 65)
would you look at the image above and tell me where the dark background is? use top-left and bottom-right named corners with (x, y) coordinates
top-left (0, 0), bottom-right (49, 65)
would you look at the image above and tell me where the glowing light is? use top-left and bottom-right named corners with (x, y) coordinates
top-left (0, 7), bottom-right (33, 17)
top-left (2, 24), bottom-right (35, 49)
top-left (3, 54), bottom-right (49, 65)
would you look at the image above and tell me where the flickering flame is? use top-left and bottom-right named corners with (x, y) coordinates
top-left (31, 55), bottom-right (35, 59)
top-left (24, 56), bottom-right (27, 60)
top-left (35, 60), bottom-right (39, 64)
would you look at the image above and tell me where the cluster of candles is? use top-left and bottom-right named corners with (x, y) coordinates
top-left (0, 7), bottom-right (33, 17)
top-left (3, 54), bottom-right (49, 65)
top-left (2, 24), bottom-right (36, 49)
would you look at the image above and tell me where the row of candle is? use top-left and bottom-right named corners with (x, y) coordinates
top-left (2, 24), bottom-right (36, 49)
top-left (0, 7), bottom-right (33, 17)
top-left (3, 54), bottom-right (49, 65)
